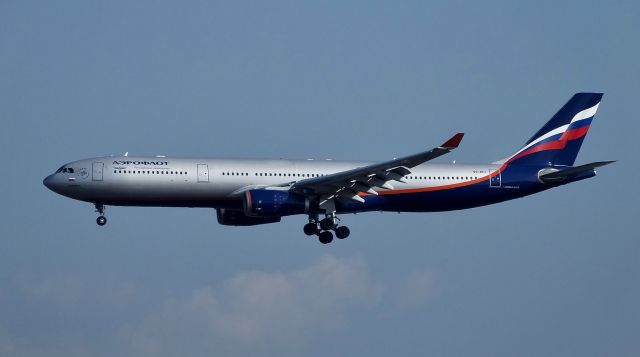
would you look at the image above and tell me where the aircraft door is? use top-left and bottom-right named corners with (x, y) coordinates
top-left (489, 169), bottom-right (501, 188)
top-left (197, 164), bottom-right (209, 183)
top-left (92, 162), bottom-right (104, 181)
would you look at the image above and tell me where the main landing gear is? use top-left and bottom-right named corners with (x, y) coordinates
top-left (303, 213), bottom-right (350, 244)
top-left (95, 203), bottom-right (107, 226)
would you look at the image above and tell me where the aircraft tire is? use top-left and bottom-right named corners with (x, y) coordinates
top-left (96, 216), bottom-right (107, 226)
top-left (303, 223), bottom-right (318, 236)
top-left (319, 218), bottom-right (335, 231)
top-left (318, 231), bottom-right (333, 244)
top-left (335, 226), bottom-right (350, 239)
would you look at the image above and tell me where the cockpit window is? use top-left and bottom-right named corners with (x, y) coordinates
top-left (56, 166), bottom-right (75, 174)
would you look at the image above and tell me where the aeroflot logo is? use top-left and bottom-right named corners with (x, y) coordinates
top-left (113, 160), bottom-right (169, 166)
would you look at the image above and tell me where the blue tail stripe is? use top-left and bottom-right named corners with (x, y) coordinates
top-left (509, 93), bottom-right (601, 167)
top-left (525, 93), bottom-right (602, 145)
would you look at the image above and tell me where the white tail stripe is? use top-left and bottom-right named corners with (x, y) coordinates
top-left (571, 102), bottom-right (600, 123)
top-left (493, 101), bottom-right (600, 164)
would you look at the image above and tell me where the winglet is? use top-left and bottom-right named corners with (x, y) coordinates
top-left (440, 133), bottom-right (464, 149)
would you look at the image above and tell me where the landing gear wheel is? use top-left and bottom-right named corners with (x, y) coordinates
top-left (319, 217), bottom-right (336, 231)
top-left (96, 216), bottom-right (107, 226)
top-left (303, 223), bottom-right (318, 236)
top-left (335, 226), bottom-right (350, 239)
top-left (318, 231), bottom-right (334, 244)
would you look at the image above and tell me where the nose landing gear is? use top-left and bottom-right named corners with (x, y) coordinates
top-left (95, 204), bottom-right (107, 226)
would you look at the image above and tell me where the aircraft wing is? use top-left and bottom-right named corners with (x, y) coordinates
top-left (289, 133), bottom-right (464, 202)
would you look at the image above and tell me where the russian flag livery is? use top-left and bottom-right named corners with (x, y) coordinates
top-left (500, 93), bottom-right (603, 167)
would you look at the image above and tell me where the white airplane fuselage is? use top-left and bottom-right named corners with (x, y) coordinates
top-left (44, 156), bottom-right (505, 212)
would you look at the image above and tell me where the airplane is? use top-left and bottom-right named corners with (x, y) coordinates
top-left (43, 93), bottom-right (613, 244)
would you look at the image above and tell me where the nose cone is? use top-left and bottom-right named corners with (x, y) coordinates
top-left (43, 174), bottom-right (56, 191)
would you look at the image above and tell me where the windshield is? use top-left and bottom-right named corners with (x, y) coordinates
top-left (55, 166), bottom-right (74, 173)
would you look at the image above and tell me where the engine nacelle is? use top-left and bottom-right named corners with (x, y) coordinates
top-left (216, 208), bottom-right (281, 226)
top-left (243, 189), bottom-right (309, 217)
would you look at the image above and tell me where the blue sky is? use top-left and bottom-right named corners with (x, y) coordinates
top-left (1, 1), bottom-right (638, 356)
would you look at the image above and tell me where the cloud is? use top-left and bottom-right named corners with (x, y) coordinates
top-left (395, 270), bottom-right (436, 309)
top-left (22, 274), bottom-right (139, 308)
top-left (0, 255), bottom-right (436, 357)
top-left (130, 254), bottom-right (383, 356)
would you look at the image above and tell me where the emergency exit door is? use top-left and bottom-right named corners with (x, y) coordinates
top-left (197, 164), bottom-right (209, 183)
top-left (92, 162), bottom-right (104, 181)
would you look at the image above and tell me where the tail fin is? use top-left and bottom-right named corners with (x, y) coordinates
top-left (497, 93), bottom-right (603, 167)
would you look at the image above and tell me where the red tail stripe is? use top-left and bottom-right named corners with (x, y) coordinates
top-left (560, 125), bottom-right (590, 141)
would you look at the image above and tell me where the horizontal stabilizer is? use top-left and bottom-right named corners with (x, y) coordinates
top-left (539, 161), bottom-right (615, 183)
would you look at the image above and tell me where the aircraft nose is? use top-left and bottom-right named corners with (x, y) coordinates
top-left (43, 174), bottom-right (55, 190)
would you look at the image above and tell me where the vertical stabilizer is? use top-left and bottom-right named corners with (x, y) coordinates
top-left (496, 93), bottom-right (602, 166)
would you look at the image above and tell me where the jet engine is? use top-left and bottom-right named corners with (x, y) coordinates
top-left (243, 189), bottom-right (309, 217)
top-left (216, 208), bottom-right (281, 226)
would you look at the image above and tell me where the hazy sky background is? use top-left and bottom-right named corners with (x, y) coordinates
top-left (1, 1), bottom-right (638, 356)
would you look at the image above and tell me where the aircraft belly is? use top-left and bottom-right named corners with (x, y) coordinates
top-left (76, 176), bottom-right (239, 208)
top-left (337, 179), bottom-right (543, 214)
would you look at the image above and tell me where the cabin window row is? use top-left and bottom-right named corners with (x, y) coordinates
top-left (218, 172), bottom-right (479, 180)
top-left (114, 170), bottom-right (188, 175)
top-left (221, 172), bottom-right (326, 178)
top-left (405, 176), bottom-right (479, 180)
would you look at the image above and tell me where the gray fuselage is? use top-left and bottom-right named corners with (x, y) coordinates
top-left (43, 156), bottom-right (504, 212)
